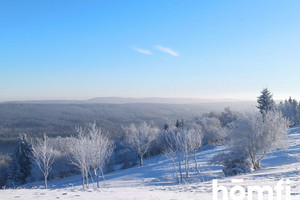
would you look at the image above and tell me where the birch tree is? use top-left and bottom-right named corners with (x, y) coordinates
top-left (187, 125), bottom-right (203, 174)
top-left (68, 127), bottom-right (90, 189)
top-left (124, 122), bottom-right (159, 167)
top-left (31, 134), bottom-right (54, 189)
top-left (165, 122), bottom-right (203, 179)
top-left (87, 122), bottom-right (114, 188)
top-left (69, 123), bottom-right (114, 189)
top-left (163, 127), bottom-right (185, 183)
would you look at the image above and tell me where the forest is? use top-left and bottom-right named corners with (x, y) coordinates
top-left (0, 89), bottom-right (299, 190)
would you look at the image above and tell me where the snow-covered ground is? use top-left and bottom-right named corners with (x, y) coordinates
top-left (1, 126), bottom-right (300, 200)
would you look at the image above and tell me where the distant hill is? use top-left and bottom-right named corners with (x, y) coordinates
top-left (86, 97), bottom-right (250, 104)
top-left (3, 97), bottom-right (255, 105)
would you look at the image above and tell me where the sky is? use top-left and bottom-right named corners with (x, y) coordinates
top-left (0, 0), bottom-right (300, 102)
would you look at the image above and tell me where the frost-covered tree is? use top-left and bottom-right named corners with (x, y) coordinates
top-left (257, 88), bottom-right (275, 116)
top-left (187, 124), bottom-right (203, 174)
top-left (124, 122), bottom-right (159, 166)
top-left (68, 127), bottom-right (90, 189)
top-left (219, 107), bottom-right (241, 127)
top-left (30, 134), bottom-right (54, 189)
top-left (163, 126), bottom-right (185, 183)
top-left (6, 134), bottom-right (33, 188)
top-left (87, 122), bottom-right (114, 188)
top-left (69, 123), bottom-right (114, 189)
top-left (198, 117), bottom-right (226, 145)
top-left (163, 122), bottom-right (203, 182)
top-left (278, 97), bottom-right (299, 126)
top-left (228, 110), bottom-right (289, 170)
top-left (180, 122), bottom-right (202, 178)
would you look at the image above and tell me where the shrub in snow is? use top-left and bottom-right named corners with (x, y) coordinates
top-left (211, 149), bottom-right (252, 176)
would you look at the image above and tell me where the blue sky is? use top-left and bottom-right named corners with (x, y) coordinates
top-left (1, 0), bottom-right (300, 101)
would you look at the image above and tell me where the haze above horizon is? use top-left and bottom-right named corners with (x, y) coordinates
top-left (1, 1), bottom-right (300, 101)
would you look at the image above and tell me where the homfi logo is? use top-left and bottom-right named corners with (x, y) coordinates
top-left (212, 179), bottom-right (291, 200)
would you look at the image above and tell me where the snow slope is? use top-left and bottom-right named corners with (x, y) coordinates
top-left (1, 126), bottom-right (300, 200)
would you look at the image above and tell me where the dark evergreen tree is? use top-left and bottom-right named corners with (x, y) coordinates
top-left (163, 123), bottom-right (169, 131)
top-left (257, 88), bottom-right (275, 116)
top-left (6, 134), bottom-right (33, 187)
top-left (175, 119), bottom-right (184, 129)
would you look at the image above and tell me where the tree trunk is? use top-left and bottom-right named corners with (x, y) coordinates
top-left (81, 172), bottom-right (85, 189)
top-left (250, 154), bottom-right (256, 169)
top-left (194, 152), bottom-right (200, 174)
top-left (44, 175), bottom-right (48, 189)
top-left (251, 153), bottom-right (263, 170)
top-left (85, 170), bottom-right (89, 189)
top-left (171, 158), bottom-right (179, 183)
top-left (94, 169), bottom-right (99, 188)
top-left (89, 171), bottom-right (94, 188)
top-left (100, 168), bottom-right (106, 187)
top-left (178, 159), bottom-right (183, 183)
top-left (187, 152), bottom-right (190, 177)
top-left (254, 161), bottom-right (261, 169)
top-left (139, 155), bottom-right (143, 167)
top-left (255, 153), bottom-right (265, 170)
top-left (185, 153), bottom-right (190, 178)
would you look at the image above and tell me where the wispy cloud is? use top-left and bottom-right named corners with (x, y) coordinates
top-left (131, 46), bottom-right (152, 55)
top-left (155, 45), bottom-right (179, 56)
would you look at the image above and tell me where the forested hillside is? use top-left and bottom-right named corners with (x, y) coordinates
top-left (0, 102), bottom-right (252, 154)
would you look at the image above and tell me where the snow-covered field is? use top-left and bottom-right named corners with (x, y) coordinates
top-left (1, 126), bottom-right (300, 200)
